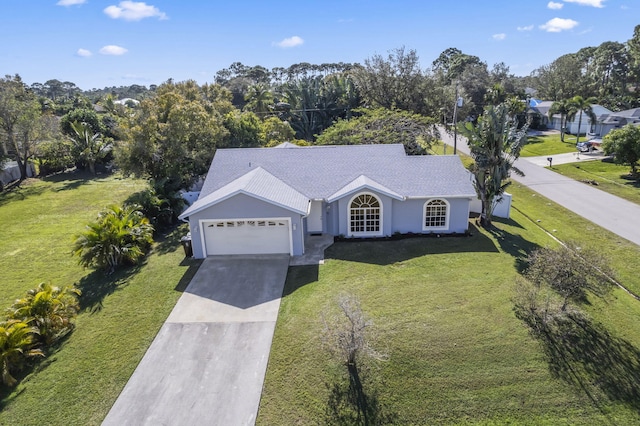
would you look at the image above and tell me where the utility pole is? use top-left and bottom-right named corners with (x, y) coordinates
top-left (453, 82), bottom-right (460, 155)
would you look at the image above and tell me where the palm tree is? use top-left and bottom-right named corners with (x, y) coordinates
top-left (73, 204), bottom-right (154, 273)
top-left (0, 320), bottom-right (43, 386)
top-left (548, 99), bottom-right (572, 142)
top-left (69, 121), bottom-right (111, 174)
top-left (567, 96), bottom-right (598, 144)
top-left (462, 103), bottom-right (528, 228)
top-left (244, 83), bottom-right (274, 116)
top-left (8, 282), bottom-right (81, 346)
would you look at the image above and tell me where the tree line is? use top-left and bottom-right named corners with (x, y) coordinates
top-left (1, 24), bottom-right (639, 198)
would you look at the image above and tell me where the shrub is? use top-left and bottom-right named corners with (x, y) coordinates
top-left (7, 282), bottom-right (80, 347)
top-left (0, 320), bottom-right (43, 387)
top-left (73, 204), bottom-right (154, 273)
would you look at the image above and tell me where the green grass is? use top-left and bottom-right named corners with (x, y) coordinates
top-left (521, 134), bottom-right (578, 157)
top-left (258, 184), bottom-right (640, 424)
top-left (550, 160), bottom-right (640, 205)
top-left (0, 173), bottom-right (199, 425)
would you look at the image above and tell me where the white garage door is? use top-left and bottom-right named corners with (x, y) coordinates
top-left (202, 219), bottom-right (291, 255)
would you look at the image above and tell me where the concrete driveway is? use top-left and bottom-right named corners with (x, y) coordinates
top-left (102, 254), bottom-right (290, 426)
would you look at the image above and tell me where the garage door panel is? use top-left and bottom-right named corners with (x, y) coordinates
top-left (203, 219), bottom-right (291, 255)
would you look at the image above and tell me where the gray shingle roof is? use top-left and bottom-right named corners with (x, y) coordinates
top-left (196, 144), bottom-right (475, 204)
top-left (180, 167), bottom-right (310, 219)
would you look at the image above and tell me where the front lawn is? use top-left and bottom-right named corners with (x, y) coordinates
top-left (521, 133), bottom-right (578, 157)
top-left (0, 173), bottom-right (198, 425)
top-left (258, 184), bottom-right (640, 424)
top-left (550, 160), bottom-right (640, 206)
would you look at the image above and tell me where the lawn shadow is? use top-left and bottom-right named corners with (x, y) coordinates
top-left (282, 265), bottom-right (319, 298)
top-left (517, 309), bottom-right (640, 414)
top-left (44, 169), bottom-right (110, 192)
top-left (326, 223), bottom-right (499, 265)
top-left (0, 179), bottom-right (47, 207)
top-left (620, 174), bottom-right (640, 188)
top-left (154, 223), bottom-right (190, 256)
top-left (488, 221), bottom-right (540, 273)
top-left (325, 362), bottom-right (398, 425)
top-left (173, 257), bottom-right (203, 292)
top-left (76, 262), bottom-right (144, 313)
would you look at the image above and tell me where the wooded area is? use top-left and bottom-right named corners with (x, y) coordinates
top-left (2, 24), bottom-right (640, 194)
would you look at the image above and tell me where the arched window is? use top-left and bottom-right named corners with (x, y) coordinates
top-left (423, 199), bottom-right (449, 230)
top-left (349, 193), bottom-right (381, 236)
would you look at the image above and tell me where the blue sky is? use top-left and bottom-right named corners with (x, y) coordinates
top-left (1, 0), bottom-right (637, 90)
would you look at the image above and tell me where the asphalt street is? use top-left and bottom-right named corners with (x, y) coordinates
top-left (440, 127), bottom-right (640, 247)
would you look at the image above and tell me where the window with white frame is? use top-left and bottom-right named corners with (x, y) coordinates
top-left (423, 199), bottom-right (449, 230)
top-left (349, 193), bottom-right (381, 236)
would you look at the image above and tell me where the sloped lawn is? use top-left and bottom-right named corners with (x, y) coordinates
top-left (0, 173), bottom-right (199, 425)
top-left (258, 186), bottom-right (640, 424)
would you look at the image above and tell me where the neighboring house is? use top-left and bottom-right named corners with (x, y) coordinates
top-left (527, 101), bottom-right (640, 138)
top-left (179, 143), bottom-right (476, 258)
top-left (0, 161), bottom-right (36, 187)
top-left (527, 99), bottom-right (552, 128)
top-left (599, 107), bottom-right (640, 136)
top-left (114, 98), bottom-right (140, 106)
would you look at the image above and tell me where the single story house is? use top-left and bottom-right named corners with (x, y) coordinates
top-left (528, 101), bottom-right (640, 138)
top-left (179, 143), bottom-right (476, 258)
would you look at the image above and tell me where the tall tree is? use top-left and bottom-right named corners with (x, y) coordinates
top-left (352, 47), bottom-right (426, 113)
top-left (530, 54), bottom-right (585, 101)
top-left (548, 99), bottom-right (572, 142)
top-left (0, 74), bottom-right (47, 180)
top-left (116, 80), bottom-right (229, 190)
top-left (462, 103), bottom-right (528, 228)
top-left (567, 95), bottom-right (597, 144)
top-left (243, 83), bottom-right (274, 116)
top-left (316, 108), bottom-right (438, 155)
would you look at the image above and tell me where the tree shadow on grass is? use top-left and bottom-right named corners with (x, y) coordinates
top-left (517, 309), bottom-right (640, 414)
top-left (326, 223), bottom-right (498, 266)
top-left (488, 221), bottom-right (540, 273)
top-left (325, 362), bottom-right (397, 425)
top-left (0, 179), bottom-right (47, 207)
top-left (76, 262), bottom-right (144, 313)
top-left (45, 169), bottom-right (112, 192)
top-left (154, 224), bottom-right (189, 256)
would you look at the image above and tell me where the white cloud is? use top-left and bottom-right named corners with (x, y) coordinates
top-left (99, 45), bottom-right (128, 55)
top-left (517, 25), bottom-right (534, 31)
top-left (492, 33), bottom-right (506, 41)
top-left (104, 1), bottom-right (168, 21)
top-left (539, 17), bottom-right (579, 32)
top-left (76, 48), bottom-right (92, 57)
top-left (548, 1), bottom-right (564, 9)
top-left (57, 0), bottom-right (86, 5)
top-left (563, 0), bottom-right (605, 7)
top-left (273, 36), bottom-right (304, 48)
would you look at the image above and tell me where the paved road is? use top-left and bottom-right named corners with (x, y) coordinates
top-left (102, 255), bottom-right (290, 426)
top-left (440, 128), bottom-right (640, 247)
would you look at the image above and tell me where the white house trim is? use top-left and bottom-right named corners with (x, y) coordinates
top-left (347, 192), bottom-right (383, 237)
top-left (422, 198), bottom-right (450, 232)
top-left (198, 217), bottom-right (294, 256)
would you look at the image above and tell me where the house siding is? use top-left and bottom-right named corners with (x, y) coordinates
top-left (187, 193), bottom-right (304, 258)
top-left (392, 198), bottom-right (470, 234)
top-left (331, 192), bottom-right (471, 238)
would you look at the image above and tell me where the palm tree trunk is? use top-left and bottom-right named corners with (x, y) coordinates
top-left (576, 111), bottom-right (583, 145)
